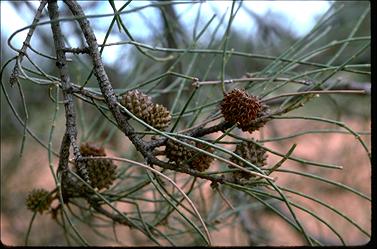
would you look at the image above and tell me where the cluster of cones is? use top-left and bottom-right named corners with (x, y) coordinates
top-left (27, 88), bottom-right (272, 214)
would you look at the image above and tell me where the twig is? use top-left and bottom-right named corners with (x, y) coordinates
top-left (261, 89), bottom-right (366, 103)
top-left (220, 1), bottom-right (237, 94)
top-left (9, 0), bottom-right (47, 86)
top-left (195, 77), bottom-right (311, 86)
top-left (330, 81), bottom-right (371, 95)
top-left (90, 156), bottom-right (213, 246)
top-left (62, 0), bottom-right (241, 185)
top-left (82, 40), bottom-right (370, 75)
top-left (62, 47), bottom-right (90, 54)
top-left (47, 0), bottom-right (90, 183)
top-left (63, 0), bottom-right (142, 145)
top-left (272, 115), bottom-right (371, 160)
top-left (216, 188), bottom-right (235, 210)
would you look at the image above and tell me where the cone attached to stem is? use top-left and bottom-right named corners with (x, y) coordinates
top-left (79, 142), bottom-right (117, 191)
top-left (229, 140), bottom-right (268, 182)
top-left (121, 90), bottom-right (171, 130)
top-left (165, 139), bottom-right (214, 172)
top-left (26, 188), bottom-right (53, 214)
top-left (220, 88), bottom-right (270, 133)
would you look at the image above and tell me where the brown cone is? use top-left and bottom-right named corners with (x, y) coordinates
top-left (241, 102), bottom-right (271, 133)
top-left (165, 138), bottom-right (195, 164)
top-left (229, 140), bottom-right (268, 181)
top-left (121, 90), bottom-right (171, 130)
top-left (147, 104), bottom-right (172, 130)
top-left (80, 142), bottom-right (106, 157)
top-left (79, 143), bottom-right (117, 190)
top-left (165, 139), bottom-right (214, 172)
top-left (220, 88), bottom-right (270, 133)
top-left (191, 142), bottom-right (215, 172)
top-left (26, 188), bottom-right (52, 214)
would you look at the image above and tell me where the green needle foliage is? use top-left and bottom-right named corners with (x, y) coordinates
top-left (1, 0), bottom-right (370, 246)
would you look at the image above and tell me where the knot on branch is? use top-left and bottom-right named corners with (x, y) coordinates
top-left (55, 61), bottom-right (65, 68)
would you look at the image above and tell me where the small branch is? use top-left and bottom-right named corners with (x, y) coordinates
top-left (188, 120), bottom-right (233, 138)
top-left (71, 84), bottom-right (104, 100)
top-left (145, 115), bottom-right (268, 150)
top-left (261, 89), bottom-right (366, 103)
top-left (195, 77), bottom-right (311, 87)
top-left (57, 133), bottom-right (70, 175)
top-left (27, 43), bottom-right (68, 61)
top-left (63, 0), bottom-right (140, 142)
top-left (93, 40), bottom-right (369, 75)
top-left (62, 47), bottom-right (90, 54)
top-left (9, 0), bottom-right (47, 86)
top-left (215, 187), bottom-right (235, 210)
top-left (330, 82), bottom-right (371, 95)
top-left (90, 203), bottom-right (132, 227)
top-left (89, 156), bottom-right (213, 246)
top-left (178, 114), bottom-right (222, 133)
top-left (47, 0), bottom-right (89, 184)
top-left (194, 76), bottom-right (371, 97)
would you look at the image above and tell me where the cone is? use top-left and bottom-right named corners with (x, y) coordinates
top-left (85, 158), bottom-right (117, 190)
top-left (165, 138), bottom-right (195, 164)
top-left (229, 140), bottom-right (268, 181)
top-left (220, 88), bottom-right (270, 133)
top-left (242, 102), bottom-right (271, 133)
top-left (121, 90), bottom-right (171, 130)
top-left (165, 139), bottom-right (214, 172)
top-left (26, 188), bottom-right (52, 214)
top-left (80, 142), bottom-right (106, 156)
top-left (78, 143), bottom-right (117, 190)
top-left (147, 104), bottom-right (172, 130)
top-left (191, 142), bottom-right (215, 172)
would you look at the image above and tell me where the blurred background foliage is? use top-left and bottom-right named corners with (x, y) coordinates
top-left (1, 1), bottom-right (370, 138)
top-left (1, 0), bottom-right (370, 246)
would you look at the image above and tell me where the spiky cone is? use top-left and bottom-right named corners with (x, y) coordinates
top-left (85, 158), bottom-right (117, 190)
top-left (242, 102), bottom-right (271, 133)
top-left (121, 89), bottom-right (152, 119)
top-left (165, 138), bottom-right (195, 164)
top-left (229, 140), bottom-right (268, 183)
top-left (146, 104), bottom-right (172, 130)
top-left (190, 142), bottom-right (215, 172)
top-left (61, 142), bottom-right (117, 199)
top-left (220, 88), bottom-right (270, 133)
top-left (26, 188), bottom-right (53, 214)
top-left (121, 90), bottom-right (171, 130)
top-left (79, 143), bottom-right (117, 191)
top-left (80, 142), bottom-right (106, 157)
top-left (165, 139), bottom-right (214, 172)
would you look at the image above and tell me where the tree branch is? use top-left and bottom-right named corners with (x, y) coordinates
top-left (9, 0), bottom-right (47, 86)
top-left (62, 0), bottom-right (140, 141)
top-left (60, 0), bottom-right (286, 185)
top-left (47, 0), bottom-right (90, 184)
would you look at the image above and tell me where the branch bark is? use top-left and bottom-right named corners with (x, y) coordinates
top-left (62, 0), bottom-right (140, 140)
top-left (47, 0), bottom-right (90, 184)
top-left (9, 0), bottom-right (47, 86)
top-left (61, 0), bottom-right (228, 184)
